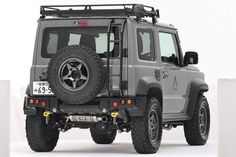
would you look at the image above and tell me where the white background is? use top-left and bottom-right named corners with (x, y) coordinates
top-left (218, 80), bottom-right (236, 157)
top-left (1, 0), bottom-right (236, 87)
top-left (0, 81), bottom-right (10, 157)
top-left (0, 0), bottom-right (235, 155)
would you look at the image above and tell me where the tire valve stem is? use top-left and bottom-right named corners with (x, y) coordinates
top-left (111, 111), bottom-right (119, 125)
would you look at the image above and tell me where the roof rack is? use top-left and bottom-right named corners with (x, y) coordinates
top-left (40, 4), bottom-right (159, 23)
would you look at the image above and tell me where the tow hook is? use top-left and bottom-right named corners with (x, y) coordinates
top-left (111, 111), bottom-right (119, 125)
top-left (43, 111), bottom-right (51, 117)
top-left (43, 111), bottom-right (51, 124)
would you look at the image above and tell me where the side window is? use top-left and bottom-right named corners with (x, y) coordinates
top-left (159, 32), bottom-right (179, 65)
top-left (95, 33), bottom-right (114, 54)
top-left (137, 28), bottom-right (155, 61)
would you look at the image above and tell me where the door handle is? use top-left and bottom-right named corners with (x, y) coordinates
top-left (163, 71), bottom-right (169, 79)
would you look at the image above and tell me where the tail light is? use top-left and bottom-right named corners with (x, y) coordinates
top-left (35, 99), bottom-right (39, 104)
top-left (76, 21), bottom-right (89, 26)
top-left (127, 99), bottom-right (132, 105)
top-left (120, 99), bottom-right (126, 105)
top-left (29, 99), bottom-right (34, 104)
top-left (112, 101), bottom-right (118, 108)
top-left (41, 101), bottom-right (46, 107)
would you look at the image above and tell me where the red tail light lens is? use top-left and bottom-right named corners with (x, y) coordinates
top-left (121, 99), bottom-right (126, 105)
top-left (41, 101), bottom-right (46, 107)
top-left (77, 21), bottom-right (89, 26)
top-left (112, 101), bottom-right (118, 108)
top-left (35, 99), bottom-right (39, 104)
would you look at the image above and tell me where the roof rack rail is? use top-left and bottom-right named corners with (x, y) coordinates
top-left (40, 4), bottom-right (159, 23)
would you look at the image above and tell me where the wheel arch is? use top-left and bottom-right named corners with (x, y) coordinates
top-left (186, 78), bottom-right (209, 119)
top-left (136, 77), bottom-right (163, 109)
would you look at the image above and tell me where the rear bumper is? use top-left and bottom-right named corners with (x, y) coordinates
top-left (23, 96), bottom-right (146, 117)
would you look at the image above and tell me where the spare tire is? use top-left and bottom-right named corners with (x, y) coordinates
top-left (48, 45), bottom-right (106, 104)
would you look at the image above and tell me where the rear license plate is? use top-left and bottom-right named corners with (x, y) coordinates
top-left (33, 81), bottom-right (54, 95)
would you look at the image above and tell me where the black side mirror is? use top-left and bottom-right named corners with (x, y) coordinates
top-left (184, 51), bottom-right (198, 65)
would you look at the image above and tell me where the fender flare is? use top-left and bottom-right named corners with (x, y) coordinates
top-left (136, 77), bottom-right (163, 108)
top-left (186, 78), bottom-right (209, 119)
top-left (129, 77), bottom-right (162, 117)
top-left (136, 77), bottom-right (162, 96)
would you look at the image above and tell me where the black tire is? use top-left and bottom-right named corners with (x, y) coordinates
top-left (90, 123), bottom-right (117, 144)
top-left (26, 112), bottom-right (59, 152)
top-left (48, 45), bottom-right (106, 104)
top-left (184, 94), bottom-right (210, 145)
top-left (131, 97), bottom-right (162, 154)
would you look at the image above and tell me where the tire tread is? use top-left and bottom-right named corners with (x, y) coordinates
top-left (26, 113), bottom-right (59, 152)
top-left (131, 97), bottom-right (162, 154)
top-left (184, 94), bottom-right (210, 145)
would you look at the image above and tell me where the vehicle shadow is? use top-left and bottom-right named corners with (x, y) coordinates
top-left (53, 142), bottom-right (189, 154)
top-left (160, 143), bottom-right (190, 152)
top-left (53, 142), bottom-right (136, 154)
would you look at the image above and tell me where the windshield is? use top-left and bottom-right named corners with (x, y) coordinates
top-left (41, 27), bottom-right (118, 58)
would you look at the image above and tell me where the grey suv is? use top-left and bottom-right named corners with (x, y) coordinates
top-left (24, 4), bottom-right (210, 154)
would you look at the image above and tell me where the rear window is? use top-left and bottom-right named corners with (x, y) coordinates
top-left (41, 27), bottom-right (118, 58)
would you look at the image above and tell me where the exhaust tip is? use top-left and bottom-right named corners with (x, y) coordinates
top-left (101, 116), bottom-right (108, 122)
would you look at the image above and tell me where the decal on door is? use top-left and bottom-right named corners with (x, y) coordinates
top-left (173, 76), bottom-right (178, 91)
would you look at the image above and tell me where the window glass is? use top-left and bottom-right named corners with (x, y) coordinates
top-left (159, 32), bottom-right (179, 65)
top-left (68, 33), bottom-right (81, 46)
top-left (42, 27), bottom-right (116, 58)
top-left (47, 33), bottom-right (58, 54)
top-left (137, 29), bottom-right (155, 61)
top-left (95, 33), bottom-right (114, 54)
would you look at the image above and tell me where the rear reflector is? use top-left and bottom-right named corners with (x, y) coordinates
top-left (41, 101), bottom-right (46, 107)
top-left (112, 101), bottom-right (118, 108)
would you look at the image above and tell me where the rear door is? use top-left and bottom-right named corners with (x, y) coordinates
top-left (157, 28), bottom-right (188, 114)
top-left (31, 19), bottom-right (127, 96)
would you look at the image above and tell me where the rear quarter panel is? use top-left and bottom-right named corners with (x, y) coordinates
top-left (126, 19), bottom-right (161, 96)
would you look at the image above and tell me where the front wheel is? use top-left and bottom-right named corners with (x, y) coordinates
top-left (131, 97), bottom-right (162, 154)
top-left (26, 111), bottom-right (59, 152)
top-left (184, 95), bottom-right (210, 145)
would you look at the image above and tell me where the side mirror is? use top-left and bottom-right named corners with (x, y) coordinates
top-left (184, 51), bottom-right (198, 65)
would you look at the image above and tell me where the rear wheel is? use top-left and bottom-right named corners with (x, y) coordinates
top-left (131, 97), bottom-right (162, 154)
top-left (90, 123), bottom-right (117, 144)
top-left (184, 95), bottom-right (210, 145)
top-left (26, 111), bottom-right (59, 152)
